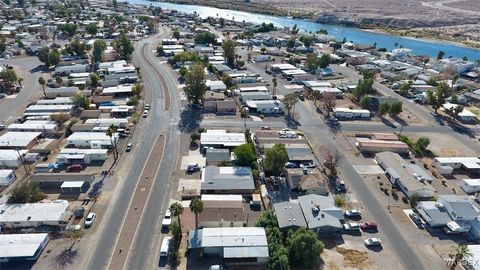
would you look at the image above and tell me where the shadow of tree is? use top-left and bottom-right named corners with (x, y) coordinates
top-left (29, 65), bottom-right (47, 73)
top-left (53, 248), bottom-right (79, 270)
top-left (178, 108), bottom-right (203, 133)
top-left (393, 116), bottom-right (408, 126)
top-left (380, 117), bottom-right (396, 128)
top-left (285, 115), bottom-right (301, 129)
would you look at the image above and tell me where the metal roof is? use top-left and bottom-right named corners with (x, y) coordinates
top-left (201, 166), bottom-right (254, 191)
top-left (0, 233), bottom-right (48, 259)
top-left (0, 202), bottom-right (70, 223)
top-left (274, 201), bottom-right (307, 229)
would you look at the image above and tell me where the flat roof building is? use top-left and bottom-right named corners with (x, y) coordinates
top-left (7, 121), bottom-right (58, 135)
top-left (274, 201), bottom-right (308, 230)
top-left (0, 233), bottom-right (49, 262)
top-left (200, 130), bottom-right (246, 148)
top-left (201, 166), bottom-right (255, 194)
top-left (355, 138), bottom-right (410, 154)
top-left (0, 132), bottom-right (42, 149)
top-left (0, 201), bottom-right (70, 230)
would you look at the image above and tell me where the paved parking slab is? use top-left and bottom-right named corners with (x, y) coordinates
top-left (353, 165), bottom-right (384, 175)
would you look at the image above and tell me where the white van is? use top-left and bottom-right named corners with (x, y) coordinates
top-left (160, 236), bottom-right (172, 257)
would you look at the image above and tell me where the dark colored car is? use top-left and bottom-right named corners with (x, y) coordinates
top-left (67, 164), bottom-right (84, 172)
top-left (360, 222), bottom-right (378, 231)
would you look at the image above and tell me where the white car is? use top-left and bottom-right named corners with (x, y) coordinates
top-left (143, 110), bottom-right (149, 118)
top-left (345, 209), bottom-right (362, 217)
top-left (84, 213), bottom-right (96, 228)
top-left (162, 209), bottom-right (172, 227)
top-left (343, 222), bottom-right (360, 231)
top-left (364, 237), bottom-right (382, 247)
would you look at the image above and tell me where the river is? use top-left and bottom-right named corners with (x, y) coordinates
top-left (128, 0), bottom-right (480, 60)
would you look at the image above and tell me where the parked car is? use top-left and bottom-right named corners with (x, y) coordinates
top-left (345, 209), bottom-right (362, 218)
top-left (126, 143), bottom-right (133, 152)
top-left (409, 213), bottom-right (422, 225)
top-left (143, 110), bottom-right (149, 118)
top-left (364, 237), bottom-right (382, 247)
top-left (0, 93), bottom-right (6, 98)
top-left (0, 124), bottom-right (5, 130)
top-left (300, 162), bottom-right (316, 169)
top-left (162, 210), bottom-right (172, 228)
top-left (285, 162), bottom-right (297, 168)
top-left (337, 180), bottom-right (347, 193)
top-left (209, 265), bottom-right (226, 270)
top-left (328, 117), bottom-right (338, 123)
top-left (65, 224), bottom-right (81, 231)
top-left (261, 126), bottom-right (271, 130)
top-left (74, 207), bottom-right (85, 219)
top-left (187, 163), bottom-right (200, 172)
top-left (84, 212), bottom-right (96, 228)
top-left (145, 104), bottom-right (150, 110)
top-left (360, 222), bottom-right (378, 231)
top-left (343, 222), bottom-right (360, 231)
top-left (67, 164), bottom-right (84, 172)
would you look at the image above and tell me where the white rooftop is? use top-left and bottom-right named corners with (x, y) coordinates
top-left (102, 85), bottom-right (133, 94)
top-left (68, 132), bottom-right (115, 141)
top-left (61, 181), bottom-right (85, 188)
top-left (200, 227), bottom-right (267, 247)
top-left (201, 194), bottom-right (243, 201)
top-left (0, 233), bottom-right (48, 259)
top-left (200, 130), bottom-right (246, 147)
top-left (0, 201), bottom-right (70, 223)
top-left (0, 132), bottom-right (42, 148)
top-left (7, 120), bottom-right (57, 131)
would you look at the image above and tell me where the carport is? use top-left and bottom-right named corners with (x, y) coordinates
top-left (61, 181), bottom-right (88, 193)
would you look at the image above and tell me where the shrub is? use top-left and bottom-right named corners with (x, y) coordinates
top-left (379, 182), bottom-right (384, 186)
top-left (334, 195), bottom-right (346, 207)
top-left (197, 128), bottom-right (206, 133)
top-left (402, 196), bottom-right (409, 204)
top-left (190, 132), bottom-right (200, 141)
top-left (442, 180), bottom-right (447, 186)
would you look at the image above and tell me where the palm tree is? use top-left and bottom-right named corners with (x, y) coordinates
top-left (189, 197), bottom-right (204, 229)
top-left (272, 77), bottom-right (277, 95)
top-left (55, 76), bottom-right (63, 86)
top-left (169, 202), bottom-right (184, 231)
top-left (105, 124), bottom-right (118, 160)
top-left (450, 244), bottom-right (472, 269)
top-left (17, 77), bottom-right (23, 87)
top-left (38, 77), bottom-right (46, 96)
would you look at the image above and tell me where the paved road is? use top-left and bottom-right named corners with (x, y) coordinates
top-left (83, 29), bottom-right (179, 270)
top-left (126, 29), bottom-right (184, 270)
top-left (0, 56), bottom-right (45, 123)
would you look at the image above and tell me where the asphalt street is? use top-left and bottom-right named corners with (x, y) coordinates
top-left (0, 56), bottom-right (44, 123)
top-left (83, 29), bottom-right (179, 270)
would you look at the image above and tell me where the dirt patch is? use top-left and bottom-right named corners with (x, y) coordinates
top-left (336, 247), bottom-right (371, 269)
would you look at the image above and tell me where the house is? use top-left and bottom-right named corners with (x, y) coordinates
top-left (67, 132), bottom-right (118, 149)
top-left (188, 227), bottom-right (269, 265)
top-left (433, 58), bottom-right (475, 74)
top-left (285, 143), bottom-right (315, 163)
top-left (460, 179), bottom-right (480, 194)
top-left (56, 148), bottom-right (108, 165)
top-left (206, 148), bottom-right (230, 165)
top-left (416, 195), bottom-right (479, 231)
top-left (84, 118), bottom-right (129, 128)
top-left (7, 121), bottom-right (59, 135)
top-left (198, 195), bottom-right (247, 228)
top-left (0, 132), bottom-right (42, 149)
top-left (442, 103), bottom-right (476, 122)
top-left (200, 130), bottom-right (246, 149)
top-left (376, 151), bottom-right (436, 199)
top-left (355, 138), bottom-right (410, 154)
top-left (24, 104), bottom-right (75, 117)
top-left (0, 149), bottom-right (23, 168)
top-left (334, 107), bottom-right (370, 119)
top-left (201, 166), bottom-right (255, 195)
top-left (274, 201), bottom-right (307, 230)
top-left (298, 194), bottom-right (344, 234)
top-left (102, 85), bottom-right (133, 96)
top-left (0, 201), bottom-right (71, 230)
top-left (245, 100), bottom-right (284, 114)
top-left (205, 80), bottom-right (227, 92)
top-left (0, 233), bottom-right (49, 262)
top-left (45, 87), bottom-right (80, 98)
top-left (300, 171), bottom-right (329, 195)
top-left (30, 173), bottom-right (94, 190)
top-left (433, 157), bottom-right (480, 175)
top-left (0, 169), bottom-right (16, 186)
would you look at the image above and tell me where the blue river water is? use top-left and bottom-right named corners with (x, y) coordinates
top-left (128, 0), bottom-right (480, 60)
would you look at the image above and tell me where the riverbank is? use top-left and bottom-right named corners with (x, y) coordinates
top-left (151, 0), bottom-right (480, 50)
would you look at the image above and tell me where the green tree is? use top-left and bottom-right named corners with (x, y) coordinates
top-left (291, 24), bottom-right (299, 35)
top-left (66, 39), bottom-right (87, 56)
top-left (0, 68), bottom-right (18, 92)
top-left (184, 63), bottom-right (206, 104)
top-left (437, 50), bottom-right (445, 61)
top-left (319, 53), bottom-right (331, 68)
top-left (264, 144), bottom-right (288, 176)
top-left (359, 96), bottom-right (371, 109)
top-left (299, 36), bottom-right (313, 47)
top-left (89, 74), bottom-right (100, 88)
top-left (286, 38), bottom-right (295, 49)
top-left (106, 124), bottom-right (118, 160)
top-left (414, 137), bottom-right (430, 155)
top-left (453, 105), bottom-right (464, 119)
top-left (388, 101), bottom-right (403, 117)
top-left (60, 23), bottom-right (78, 37)
top-left (48, 49), bottom-right (61, 66)
top-left (269, 246), bottom-right (290, 270)
top-left (71, 93), bottom-right (90, 109)
top-left (189, 197), bottom-right (204, 229)
top-left (156, 46), bottom-right (165, 56)
top-left (169, 202), bottom-right (184, 232)
top-left (172, 30), bottom-right (180, 39)
top-left (272, 77), bottom-right (278, 95)
top-left (334, 195), bottom-right (346, 207)
top-left (450, 244), bottom-right (472, 270)
top-left (169, 220), bottom-right (181, 242)
top-left (0, 35), bottom-right (6, 53)
top-left (305, 53), bottom-right (319, 72)
top-left (378, 103), bottom-right (390, 117)
top-left (112, 0), bottom-right (117, 9)
top-left (352, 78), bottom-right (374, 101)
top-left (85, 23), bottom-right (98, 36)
top-left (194, 32), bottom-right (216, 45)
top-left (132, 83), bottom-right (142, 97)
top-left (287, 228), bottom-right (324, 269)
top-left (50, 113), bottom-right (70, 125)
top-left (427, 82), bottom-right (451, 113)
top-left (221, 39), bottom-right (236, 66)
top-left (113, 34), bottom-right (134, 60)
top-left (9, 182), bottom-right (45, 203)
top-left (92, 40), bottom-right (107, 63)
top-left (255, 210), bottom-right (278, 228)
top-left (38, 76), bottom-right (46, 96)
top-left (233, 143), bottom-right (256, 166)
top-left (283, 93), bottom-right (299, 117)
top-left (399, 83), bottom-right (410, 96)
top-left (126, 96), bottom-right (138, 106)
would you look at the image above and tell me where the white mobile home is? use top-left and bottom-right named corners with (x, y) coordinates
top-left (56, 148), bottom-right (108, 165)
top-left (45, 87), bottom-right (80, 98)
top-left (334, 107), bottom-right (370, 119)
top-left (0, 169), bottom-right (16, 186)
top-left (460, 179), bottom-right (480, 194)
top-left (54, 64), bottom-right (89, 76)
top-left (0, 150), bottom-right (23, 168)
top-left (84, 118), bottom-right (128, 128)
top-left (7, 120), bottom-right (58, 134)
top-left (0, 233), bottom-right (49, 262)
top-left (0, 202), bottom-right (70, 230)
top-left (67, 132), bottom-right (118, 149)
